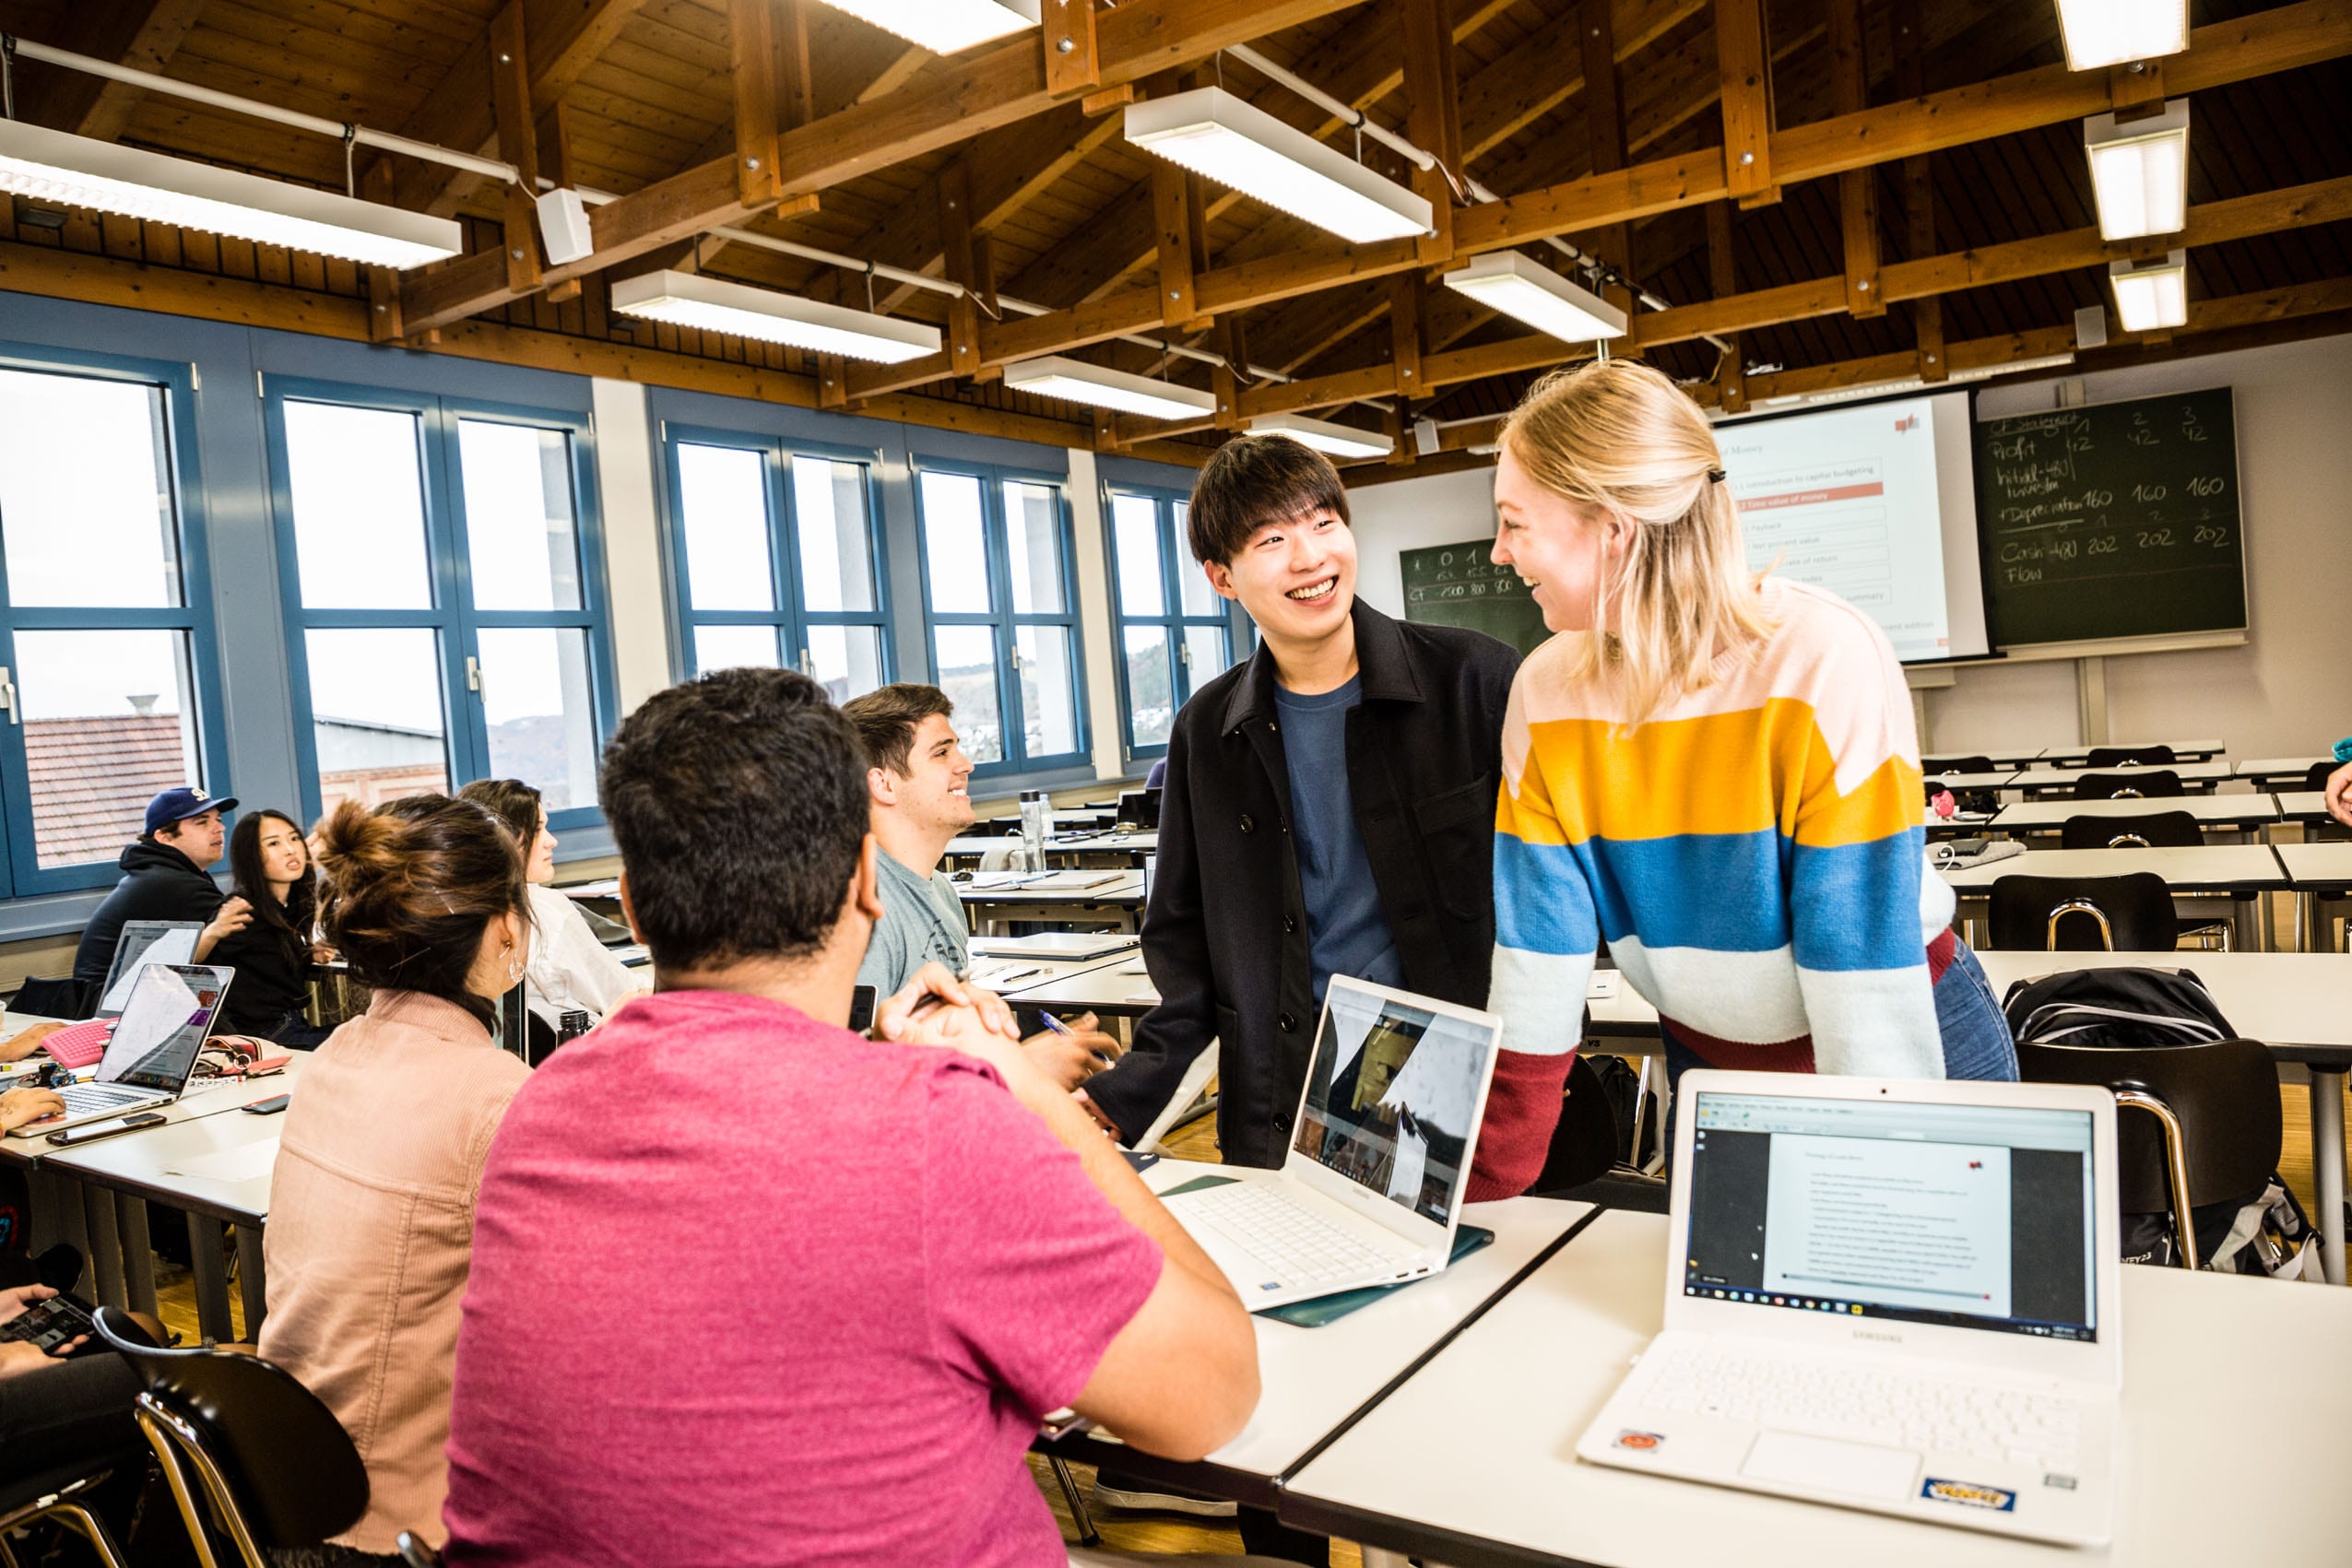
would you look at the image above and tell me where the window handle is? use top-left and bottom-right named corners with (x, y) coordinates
top-left (799, 648), bottom-right (812, 676)
top-left (1010, 645), bottom-right (1022, 670)
top-left (466, 655), bottom-right (484, 694)
top-left (0, 666), bottom-right (17, 725)
top-left (1178, 642), bottom-right (1191, 666)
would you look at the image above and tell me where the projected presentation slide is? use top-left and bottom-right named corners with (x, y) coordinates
top-left (1717, 393), bottom-right (1980, 662)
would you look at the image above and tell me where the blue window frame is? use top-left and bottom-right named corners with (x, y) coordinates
top-left (1105, 484), bottom-right (1233, 760)
top-left (0, 344), bottom-right (230, 895)
top-left (661, 424), bottom-right (893, 701)
top-left (262, 376), bottom-right (618, 829)
top-left (911, 461), bottom-right (1088, 779)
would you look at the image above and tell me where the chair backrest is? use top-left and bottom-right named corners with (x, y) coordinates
top-left (2305, 760), bottom-right (2338, 792)
top-left (1925, 754), bottom-right (1994, 777)
top-left (2015, 1036), bottom-right (2279, 1213)
top-left (11, 974), bottom-right (95, 1021)
top-left (92, 1307), bottom-right (368, 1550)
top-left (2058, 809), bottom-right (2204, 851)
top-left (1528, 1051), bottom-right (1621, 1195)
top-left (2086, 745), bottom-right (2176, 768)
top-left (2071, 769), bottom-right (2184, 800)
top-left (1985, 871), bottom-right (2181, 951)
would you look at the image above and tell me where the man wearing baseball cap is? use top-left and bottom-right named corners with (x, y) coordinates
top-left (70, 786), bottom-right (254, 992)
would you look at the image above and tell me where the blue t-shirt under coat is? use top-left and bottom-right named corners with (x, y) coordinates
top-left (1272, 676), bottom-right (1404, 1007)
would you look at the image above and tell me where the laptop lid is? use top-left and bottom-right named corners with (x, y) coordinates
top-left (94, 962), bottom-right (233, 1095)
top-left (98, 920), bottom-right (204, 1017)
top-left (1282, 976), bottom-right (1505, 1254)
top-left (1665, 1070), bottom-right (2122, 1388)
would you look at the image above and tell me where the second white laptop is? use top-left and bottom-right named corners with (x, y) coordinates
top-left (1576, 1070), bottom-right (2122, 1546)
top-left (1160, 976), bottom-right (1503, 1310)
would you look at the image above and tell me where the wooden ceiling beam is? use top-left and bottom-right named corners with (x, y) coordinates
top-left (1826, 0), bottom-right (1880, 317)
top-left (8, 0), bottom-right (211, 142)
top-left (1713, 0), bottom-right (1777, 206)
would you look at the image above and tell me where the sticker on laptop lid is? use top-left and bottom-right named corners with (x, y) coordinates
top-left (1921, 1478), bottom-right (2016, 1513)
top-left (1612, 1430), bottom-right (1664, 1453)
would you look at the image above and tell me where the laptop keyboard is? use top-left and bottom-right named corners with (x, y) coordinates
top-left (56, 1083), bottom-right (154, 1118)
top-left (1181, 1181), bottom-right (1402, 1289)
top-left (1641, 1343), bottom-right (2086, 1469)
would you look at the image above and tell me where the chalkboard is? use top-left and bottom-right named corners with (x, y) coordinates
top-left (1400, 538), bottom-right (1549, 655)
top-left (1975, 387), bottom-right (2245, 648)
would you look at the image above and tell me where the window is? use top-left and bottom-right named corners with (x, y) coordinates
top-left (664, 427), bottom-right (892, 702)
top-left (0, 348), bottom-right (228, 894)
top-left (914, 464), bottom-right (1087, 776)
top-left (1106, 488), bottom-right (1233, 758)
top-left (265, 380), bottom-right (616, 826)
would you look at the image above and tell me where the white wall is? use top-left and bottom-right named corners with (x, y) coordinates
top-left (1345, 466), bottom-right (1502, 617)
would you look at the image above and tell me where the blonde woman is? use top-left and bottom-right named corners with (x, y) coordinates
top-left (1469, 360), bottom-right (2015, 1198)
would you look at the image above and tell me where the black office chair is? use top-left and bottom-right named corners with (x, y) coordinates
top-left (2058, 810), bottom-right (2204, 850)
top-left (1986, 872), bottom-right (2186, 952)
top-left (2071, 769), bottom-right (2184, 800)
top-left (1924, 755), bottom-right (1999, 814)
top-left (1924, 754), bottom-right (1994, 777)
top-left (91, 1308), bottom-right (371, 1568)
top-left (1526, 1052), bottom-right (1625, 1197)
top-left (2085, 745), bottom-right (2176, 769)
top-left (0, 1461), bottom-right (129, 1568)
top-left (2303, 760), bottom-right (2338, 792)
top-left (11, 974), bottom-right (96, 1021)
top-left (2015, 1036), bottom-right (2279, 1268)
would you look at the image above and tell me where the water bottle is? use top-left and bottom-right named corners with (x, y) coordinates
top-left (558, 1009), bottom-right (592, 1044)
top-left (1020, 789), bottom-right (1051, 872)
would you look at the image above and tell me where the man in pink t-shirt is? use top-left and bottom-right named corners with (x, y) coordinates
top-left (443, 668), bottom-right (1264, 1567)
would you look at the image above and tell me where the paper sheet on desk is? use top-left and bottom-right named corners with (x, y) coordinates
top-left (163, 1141), bottom-right (280, 1185)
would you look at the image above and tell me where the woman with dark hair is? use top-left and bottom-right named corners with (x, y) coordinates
top-left (457, 778), bottom-right (644, 1027)
top-left (210, 808), bottom-right (332, 1046)
top-left (257, 795), bottom-right (533, 1566)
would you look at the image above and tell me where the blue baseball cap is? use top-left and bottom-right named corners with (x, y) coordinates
top-left (144, 786), bottom-right (238, 836)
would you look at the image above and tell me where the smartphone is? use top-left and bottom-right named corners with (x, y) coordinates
top-left (848, 984), bottom-right (878, 1033)
top-left (242, 1093), bottom-right (290, 1114)
top-left (0, 1292), bottom-right (98, 1353)
top-left (47, 1111), bottom-right (166, 1146)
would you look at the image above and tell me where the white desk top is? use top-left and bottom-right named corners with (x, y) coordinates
top-left (1282, 1209), bottom-right (2352, 1568)
top-left (2037, 738), bottom-right (2226, 764)
top-left (2235, 756), bottom-right (2333, 782)
top-left (957, 871), bottom-right (1144, 905)
top-left (999, 959), bottom-right (1160, 1015)
top-left (39, 1084), bottom-right (285, 1223)
top-left (970, 949), bottom-right (1137, 998)
top-left (1924, 770), bottom-right (2022, 792)
top-left (1925, 748), bottom-right (2050, 770)
top-left (1934, 843), bottom-right (2287, 891)
top-left (560, 878), bottom-right (621, 900)
top-left (1987, 795), bottom-right (2280, 832)
top-left (947, 829), bottom-right (1159, 859)
top-left (2275, 840), bottom-right (2352, 890)
top-left (1107, 1160), bottom-right (1589, 1484)
top-left (2272, 792), bottom-right (2343, 826)
top-left (0, 1053), bottom-right (309, 1168)
top-left (1973, 949), bottom-right (2352, 1052)
top-left (2008, 760), bottom-right (2235, 792)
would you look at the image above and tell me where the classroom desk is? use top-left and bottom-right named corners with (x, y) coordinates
top-left (2236, 756), bottom-right (2334, 788)
top-left (2036, 737), bottom-right (2227, 766)
top-left (1934, 843), bottom-right (2288, 950)
top-left (969, 944), bottom-right (1140, 1000)
top-left (998, 956), bottom-right (1161, 1018)
top-left (945, 828), bottom-right (1158, 865)
top-left (2275, 841), bottom-right (2352, 954)
top-left (1984, 794), bottom-right (2282, 838)
top-left (958, 872), bottom-right (1146, 934)
top-left (1922, 769), bottom-right (2022, 794)
top-left (2006, 760), bottom-right (2236, 796)
top-left (2271, 791), bottom-right (2346, 831)
top-left (1925, 747), bottom-right (2050, 771)
top-left (1036, 1160), bottom-right (1592, 1509)
top-left (1279, 1208), bottom-right (2351, 1568)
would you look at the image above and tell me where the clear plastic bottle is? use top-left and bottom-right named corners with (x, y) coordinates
top-left (1020, 789), bottom-right (1051, 871)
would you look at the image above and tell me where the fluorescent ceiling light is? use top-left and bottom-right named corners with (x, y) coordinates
top-left (1126, 88), bottom-right (1432, 245)
top-left (2109, 250), bottom-right (2188, 333)
top-left (0, 118), bottom-right (460, 269)
top-left (1003, 356), bottom-right (1218, 420)
top-left (2085, 100), bottom-right (2189, 241)
top-left (1441, 252), bottom-right (1628, 344)
top-left (809, 0), bottom-right (1039, 54)
top-left (1249, 413), bottom-right (1394, 460)
top-left (609, 270), bottom-right (941, 363)
top-left (1948, 352), bottom-right (2077, 383)
top-left (2056, 0), bottom-right (2189, 71)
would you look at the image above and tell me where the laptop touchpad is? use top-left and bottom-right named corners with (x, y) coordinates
top-left (1741, 1432), bottom-right (1920, 1499)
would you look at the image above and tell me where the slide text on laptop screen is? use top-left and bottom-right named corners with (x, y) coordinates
top-left (1684, 1092), bottom-right (2098, 1342)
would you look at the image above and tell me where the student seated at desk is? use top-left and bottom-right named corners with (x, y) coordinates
top-left (259, 795), bottom-right (536, 1565)
top-left (457, 778), bottom-right (646, 1028)
top-left (70, 787), bottom-right (253, 995)
top-left (842, 682), bottom-right (1123, 1091)
top-left (1476, 360), bottom-right (2015, 1196)
top-left (443, 667), bottom-right (1272, 1568)
top-left (209, 808), bottom-right (333, 1047)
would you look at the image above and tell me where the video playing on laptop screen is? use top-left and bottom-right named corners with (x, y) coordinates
top-left (1294, 985), bottom-right (1491, 1226)
top-left (97, 963), bottom-right (224, 1092)
top-left (1684, 1091), bottom-right (2098, 1342)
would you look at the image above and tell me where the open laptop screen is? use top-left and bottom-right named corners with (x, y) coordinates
top-left (1685, 1091), bottom-right (2099, 1342)
top-left (97, 962), bottom-right (227, 1093)
top-left (99, 920), bottom-right (202, 1015)
top-left (1294, 984), bottom-right (1494, 1226)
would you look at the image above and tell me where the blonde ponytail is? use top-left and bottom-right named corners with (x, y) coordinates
top-left (1497, 358), bottom-right (1775, 725)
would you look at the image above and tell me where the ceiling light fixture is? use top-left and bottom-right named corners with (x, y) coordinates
top-left (2054, 0), bottom-right (2189, 72)
top-left (0, 118), bottom-right (461, 269)
top-left (1125, 88), bottom-right (1433, 245)
top-left (1002, 356), bottom-right (1219, 420)
top-left (1948, 352), bottom-right (2078, 383)
top-left (2084, 100), bottom-right (2189, 241)
top-left (2109, 250), bottom-right (2189, 333)
top-left (609, 270), bottom-right (941, 363)
top-left (1441, 252), bottom-right (1628, 344)
top-left (1248, 413), bottom-right (1395, 459)
top-left (807, 0), bottom-right (1040, 54)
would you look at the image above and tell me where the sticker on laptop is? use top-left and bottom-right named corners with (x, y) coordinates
top-left (1921, 1478), bottom-right (2016, 1513)
top-left (1612, 1430), bottom-right (1665, 1453)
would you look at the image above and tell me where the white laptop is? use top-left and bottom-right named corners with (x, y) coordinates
top-left (1160, 976), bottom-right (1503, 1310)
top-left (1576, 1070), bottom-right (2122, 1546)
top-left (11, 962), bottom-right (235, 1137)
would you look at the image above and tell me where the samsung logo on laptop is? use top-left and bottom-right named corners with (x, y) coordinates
top-left (1852, 1329), bottom-right (1903, 1344)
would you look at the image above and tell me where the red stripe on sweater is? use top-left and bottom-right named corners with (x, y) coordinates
top-left (1466, 1046), bottom-right (1577, 1202)
top-left (1666, 929), bottom-right (1960, 1074)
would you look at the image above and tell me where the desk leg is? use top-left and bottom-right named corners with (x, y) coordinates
top-left (54, 1176), bottom-right (89, 1281)
top-left (187, 1213), bottom-right (233, 1343)
top-left (79, 1183), bottom-right (126, 1312)
top-left (2311, 1068), bottom-right (2346, 1287)
top-left (234, 1225), bottom-right (268, 1338)
top-left (116, 1197), bottom-right (158, 1318)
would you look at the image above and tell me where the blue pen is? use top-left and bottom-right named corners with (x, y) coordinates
top-left (1036, 1011), bottom-right (1075, 1036)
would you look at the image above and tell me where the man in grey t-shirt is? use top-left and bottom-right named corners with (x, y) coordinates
top-left (842, 684), bottom-right (1121, 1091)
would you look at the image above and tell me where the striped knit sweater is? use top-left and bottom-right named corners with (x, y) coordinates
top-left (1469, 577), bottom-right (1956, 1199)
